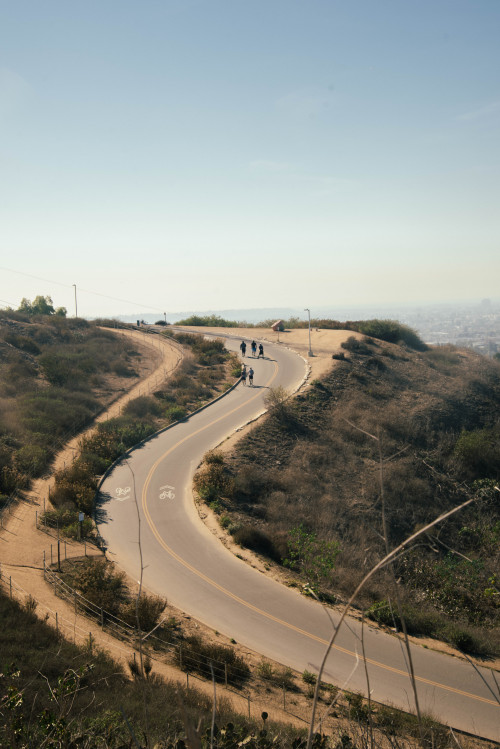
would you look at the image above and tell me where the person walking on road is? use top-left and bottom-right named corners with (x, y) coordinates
top-left (240, 340), bottom-right (247, 356)
top-left (241, 364), bottom-right (247, 386)
top-left (251, 340), bottom-right (257, 357)
top-left (258, 343), bottom-right (264, 358)
top-left (248, 367), bottom-right (254, 386)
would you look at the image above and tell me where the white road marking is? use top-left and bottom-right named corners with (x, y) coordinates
top-left (159, 484), bottom-right (175, 500)
top-left (114, 486), bottom-right (131, 501)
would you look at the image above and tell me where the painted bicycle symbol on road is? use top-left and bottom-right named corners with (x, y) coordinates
top-left (159, 484), bottom-right (175, 500)
top-left (115, 486), bottom-right (131, 501)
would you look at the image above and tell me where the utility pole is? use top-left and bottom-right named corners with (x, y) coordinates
top-left (304, 308), bottom-right (313, 356)
top-left (73, 284), bottom-right (78, 318)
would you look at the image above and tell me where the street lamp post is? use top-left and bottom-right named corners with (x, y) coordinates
top-left (304, 308), bottom-right (313, 357)
top-left (73, 284), bottom-right (78, 318)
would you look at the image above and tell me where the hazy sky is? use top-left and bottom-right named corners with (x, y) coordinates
top-left (1, 1), bottom-right (499, 318)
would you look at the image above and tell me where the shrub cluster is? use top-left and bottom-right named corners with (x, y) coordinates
top-left (0, 313), bottom-right (143, 500)
top-left (176, 633), bottom-right (250, 686)
top-left (58, 557), bottom-right (167, 631)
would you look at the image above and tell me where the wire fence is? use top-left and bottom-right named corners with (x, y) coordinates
top-left (1, 549), bottom-right (480, 743)
top-left (0, 556), bottom-right (316, 726)
top-left (41, 550), bottom-right (256, 691)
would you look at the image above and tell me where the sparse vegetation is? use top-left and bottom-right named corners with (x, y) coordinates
top-left (218, 336), bottom-right (500, 653)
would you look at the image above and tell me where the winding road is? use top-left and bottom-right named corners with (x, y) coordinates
top-left (97, 334), bottom-right (499, 741)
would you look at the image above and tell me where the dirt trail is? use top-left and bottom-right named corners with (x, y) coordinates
top-left (0, 330), bottom-right (184, 657)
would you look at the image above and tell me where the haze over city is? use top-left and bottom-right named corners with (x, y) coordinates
top-left (1, 1), bottom-right (499, 317)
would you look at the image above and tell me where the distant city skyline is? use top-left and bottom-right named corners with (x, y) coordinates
top-left (1, 1), bottom-right (499, 316)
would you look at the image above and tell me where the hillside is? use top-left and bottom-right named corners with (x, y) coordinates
top-left (0, 311), bottom-right (160, 507)
top-left (208, 337), bottom-right (500, 656)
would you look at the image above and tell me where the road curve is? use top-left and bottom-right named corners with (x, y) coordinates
top-left (97, 334), bottom-right (499, 741)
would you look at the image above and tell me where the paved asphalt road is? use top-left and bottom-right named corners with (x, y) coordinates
top-left (97, 333), bottom-right (499, 741)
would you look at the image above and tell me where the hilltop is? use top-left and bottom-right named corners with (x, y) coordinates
top-left (198, 329), bottom-right (500, 657)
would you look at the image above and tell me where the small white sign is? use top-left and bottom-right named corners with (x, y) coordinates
top-left (78, 512), bottom-right (84, 522)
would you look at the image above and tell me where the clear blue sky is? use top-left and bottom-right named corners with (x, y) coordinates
top-left (1, 1), bottom-right (499, 317)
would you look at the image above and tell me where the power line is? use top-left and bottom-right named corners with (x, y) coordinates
top-left (77, 286), bottom-right (163, 312)
top-left (0, 266), bottom-right (70, 289)
top-left (0, 266), bottom-right (164, 313)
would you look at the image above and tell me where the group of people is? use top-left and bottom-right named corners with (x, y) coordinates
top-left (239, 339), bottom-right (264, 387)
top-left (240, 363), bottom-right (254, 386)
top-left (239, 340), bottom-right (264, 358)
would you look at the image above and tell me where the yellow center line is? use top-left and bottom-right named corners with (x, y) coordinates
top-left (140, 360), bottom-right (499, 711)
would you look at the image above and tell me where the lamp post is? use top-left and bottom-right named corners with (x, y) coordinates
top-left (73, 284), bottom-right (78, 318)
top-left (304, 308), bottom-right (313, 357)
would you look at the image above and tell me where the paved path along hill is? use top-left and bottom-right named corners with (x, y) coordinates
top-left (97, 333), bottom-right (500, 742)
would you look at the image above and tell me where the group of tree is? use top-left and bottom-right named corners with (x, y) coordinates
top-left (17, 294), bottom-right (67, 317)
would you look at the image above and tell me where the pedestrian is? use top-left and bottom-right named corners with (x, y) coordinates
top-left (258, 343), bottom-right (264, 358)
top-left (248, 367), bottom-right (254, 386)
top-left (240, 340), bottom-right (247, 356)
top-left (241, 364), bottom-right (247, 385)
top-left (251, 340), bottom-right (257, 357)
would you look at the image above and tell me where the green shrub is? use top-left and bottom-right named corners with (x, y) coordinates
top-left (164, 405), bottom-right (187, 422)
top-left (442, 624), bottom-right (487, 655)
top-left (193, 459), bottom-right (232, 502)
top-left (112, 361), bottom-right (137, 377)
top-left (232, 526), bottom-right (279, 560)
top-left (453, 427), bottom-right (500, 480)
top-left (14, 444), bottom-right (50, 476)
top-left (120, 593), bottom-right (167, 632)
top-left (124, 396), bottom-right (162, 418)
top-left (284, 525), bottom-right (340, 592)
top-left (256, 660), bottom-right (274, 681)
top-left (72, 559), bottom-right (128, 616)
top-left (345, 691), bottom-right (371, 723)
top-left (175, 314), bottom-right (239, 327)
top-left (357, 319), bottom-right (427, 351)
top-left (341, 336), bottom-right (372, 354)
top-left (176, 634), bottom-right (250, 685)
top-left (302, 670), bottom-right (317, 685)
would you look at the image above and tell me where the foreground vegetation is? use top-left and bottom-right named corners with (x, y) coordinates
top-left (3, 584), bottom-right (492, 748)
top-left (195, 333), bottom-right (500, 656)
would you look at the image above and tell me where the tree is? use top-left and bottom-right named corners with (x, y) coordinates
top-left (18, 295), bottom-right (66, 317)
top-left (284, 524), bottom-right (340, 592)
